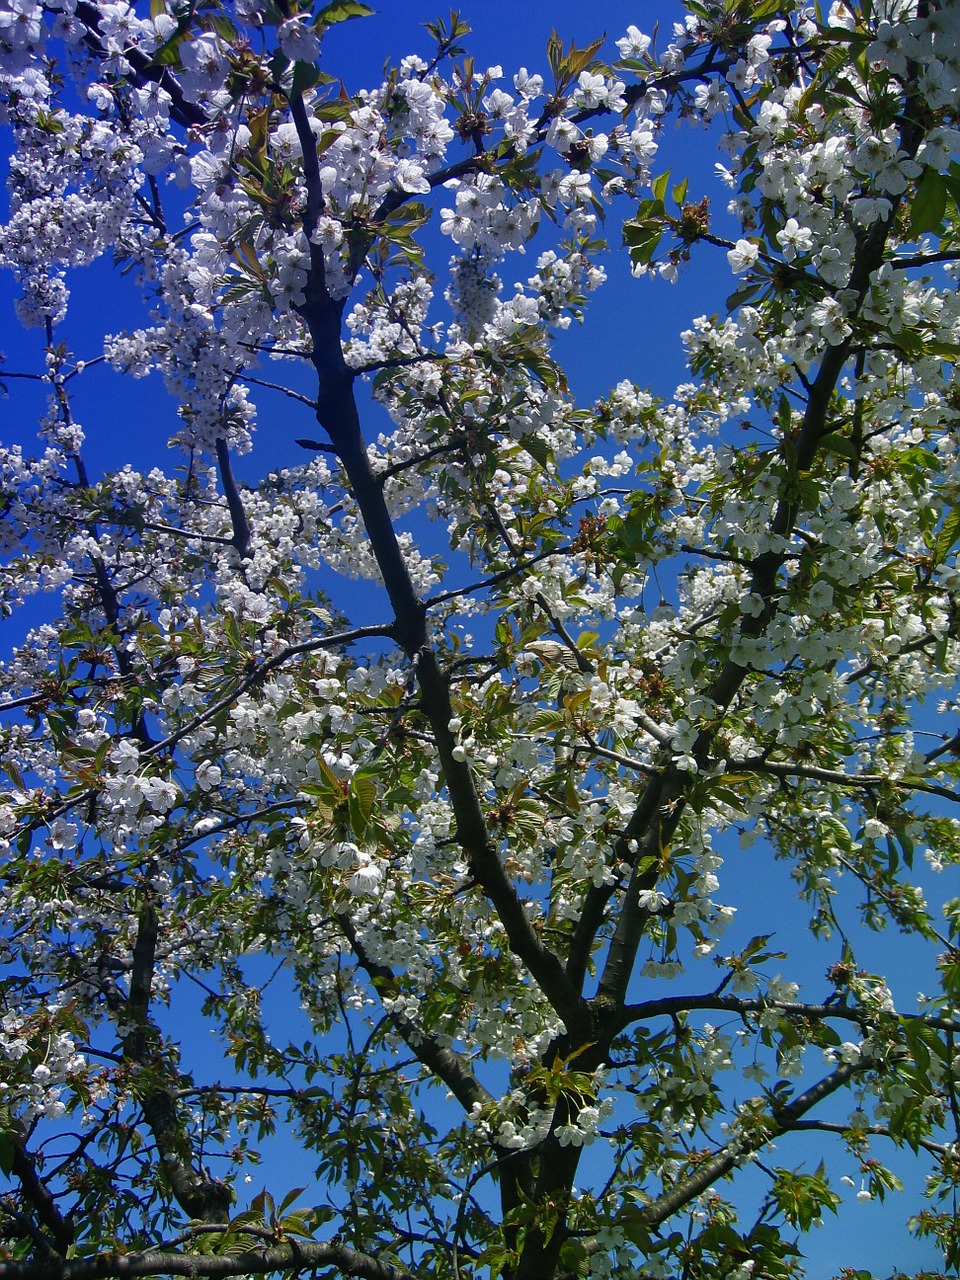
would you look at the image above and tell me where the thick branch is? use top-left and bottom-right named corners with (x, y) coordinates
top-left (0, 1240), bottom-right (414, 1280)
top-left (416, 645), bottom-right (591, 1037)
top-left (296, 272), bottom-right (588, 1034)
top-left (592, 760), bottom-right (686, 1009)
top-left (789, 1119), bottom-right (949, 1157)
top-left (619, 992), bottom-right (960, 1034)
top-left (8, 1126), bottom-right (75, 1256)
top-left (589, 127), bottom-right (923, 1021)
top-left (426, 545), bottom-right (570, 608)
top-left (71, 1), bottom-right (207, 129)
top-left (11, 626), bottom-right (394, 847)
top-left (143, 625), bottom-right (395, 761)
top-left (119, 904), bottom-right (233, 1224)
top-left (214, 439), bottom-right (252, 559)
top-left (287, 89), bottom-right (328, 278)
top-left (737, 756), bottom-right (960, 805)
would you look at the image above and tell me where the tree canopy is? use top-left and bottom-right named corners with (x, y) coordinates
top-left (1, 1), bottom-right (960, 1278)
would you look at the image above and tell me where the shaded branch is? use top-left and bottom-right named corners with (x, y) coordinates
top-left (0, 1239), bottom-right (415, 1280)
top-left (8, 1125), bottom-right (76, 1256)
top-left (119, 902), bottom-right (233, 1224)
top-left (736, 756), bottom-right (960, 804)
top-left (590, 108), bottom-right (925, 1021)
top-left (142, 624), bottom-right (396, 762)
top-left (425, 545), bottom-right (571, 608)
top-left (619, 992), bottom-right (960, 1034)
top-left (72, 2), bottom-right (207, 129)
top-left (293, 280), bottom-right (589, 1033)
top-left (891, 249), bottom-right (960, 269)
top-left (635, 1063), bottom-right (859, 1229)
top-left (214, 438), bottom-right (252, 559)
top-left (845, 621), bottom-right (958, 685)
top-left (231, 373), bottom-right (318, 409)
top-left (336, 913), bottom-right (492, 1114)
top-left (287, 85), bottom-right (328, 287)
top-left (789, 1118), bottom-right (949, 1157)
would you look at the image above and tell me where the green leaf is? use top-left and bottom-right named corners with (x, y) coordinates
top-left (347, 768), bottom-right (377, 826)
top-left (910, 166), bottom-right (948, 238)
top-left (925, 339), bottom-right (960, 362)
top-left (940, 951), bottom-right (960, 1000)
top-left (942, 164), bottom-right (960, 209)
top-left (652, 171), bottom-right (671, 203)
top-left (623, 220), bottom-right (663, 266)
top-left (383, 201), bottom-right (432, 232)
top-left (276, 1186), bottom-right (307, 1216)
top-left (292, 60), bottom-right (323, 97)
top-left (4, 757), bottom-right (26, 791)
top-left (558, 1237), bottom-right (589, 1272)
top-left (934, 506), bottom-right (960, 565)
top-left (776, 394), bottom-right (792, 434)
top-left (819, 432), bottom-right (857, 462)
top-left (771, 1164), bottom-right (841, 1231)
top-left (317, 1), bottom-right (375, 25)
top-left (0, 1131), bottom-right (14, 1177)
top-left (521, 432), bottom-right (550, 466)
top-left (553, 34), bottom-right (606, 81)
top-left (726, 282), bottom-right (762, 310)
top-left (517, 348), bottom-right (567, 394)
top-left (148, 10), bottom-right (192, 67)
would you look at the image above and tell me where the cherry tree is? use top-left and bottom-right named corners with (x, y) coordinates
top-left (1, 1), bottom-right (960, 1277)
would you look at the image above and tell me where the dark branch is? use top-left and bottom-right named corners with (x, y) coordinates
top-left (337, 913), bottom-right (493, 1114)
top-left (0, 1239), bottom-right (415, 1280)
top-left (636, 1064), bottom-right (859, 1228)
top-left (214, 438), bottom-right (252, 559)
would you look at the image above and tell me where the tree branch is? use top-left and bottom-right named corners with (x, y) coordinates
top-left (293, 230), bottom-right (589, 1034)
top-left (635, 1063), bottom-right (859, 1229)
top-left (590, 109), bottom-right (925, 1022)
top-left (143, 624), bottom-right (396, 761)
top-left (337, 912), bottom-right (493, 1115)
top-left (618, 992), bottom-right (960, 1034)
top-left (71, 2), bottom-right (208, 129)
top-left (736, 756), bottom-right (960, 804)
top-left (214, 438), bottom-right (252, 559)
top-left (8, 1125), bottom-right (75, 1256)
top-left (118, 902), bottom-right (234, 1224)
top-left (0, 1239), bottom-right (415, 1280)
top-left (789, 1118), bottom-right (949, 1157)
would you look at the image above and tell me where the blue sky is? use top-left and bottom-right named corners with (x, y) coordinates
top-left (0, 3), bottom-right (953, 1275)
